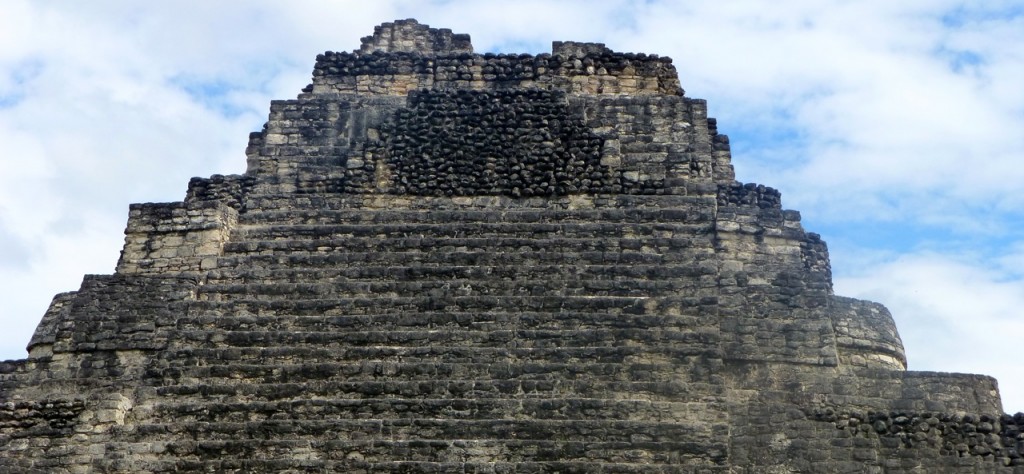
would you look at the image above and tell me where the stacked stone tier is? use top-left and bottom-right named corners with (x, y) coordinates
top-left (32, 195), bottom-right (726, 471)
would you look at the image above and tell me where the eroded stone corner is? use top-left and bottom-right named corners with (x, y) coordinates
top-left (116, 201), bottom-right (238, 275)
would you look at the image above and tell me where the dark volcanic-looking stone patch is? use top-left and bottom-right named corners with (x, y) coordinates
top-left (383, 89), bottom-right (613, 197)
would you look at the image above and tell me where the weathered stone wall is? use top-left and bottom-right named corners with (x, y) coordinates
top-left (242, 95), bottom-right (406, 194)
top-left (359, 19), bottom-right (473, 55)
top-left (576, 95), bottom-right (733, 188)
top-left (116, 201), bottom-right (238, 274)
top-left (831, 296), bottom-right (907, 370)
top-left (2, 18), bottom-right (1020, 473)
top-left (25, 292), bottom-right (76, 359)
top-left (726, 365), bottom-right (1016, 470)
top-left (309, 49), bottom-right (682, 97)
top-left (185, 173), bottom-right (254, 209)
top-left (2, 275), bottom-right (198, 473)
top-left (242, 92), bottom-right (719, 197)
top-left (311, 20), bottom-right (681, 97)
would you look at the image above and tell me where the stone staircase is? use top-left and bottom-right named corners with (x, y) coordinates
top-left (5, 19), bottom-right (1020, 473)
top-left (92, 195), bottom-right (731, 471)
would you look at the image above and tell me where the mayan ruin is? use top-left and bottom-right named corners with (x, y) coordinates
top-left (1, 19), bottom-right (1022, 472)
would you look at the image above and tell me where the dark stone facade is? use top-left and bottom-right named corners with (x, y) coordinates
top-left (1, 19), bottom-right (1021, 473)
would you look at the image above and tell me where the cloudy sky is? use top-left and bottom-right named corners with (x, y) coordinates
top-left (1, 1), bottom-right (1022, 412)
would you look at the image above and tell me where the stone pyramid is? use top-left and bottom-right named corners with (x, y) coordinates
top-left (2, 19), bottom-right (1022, 473)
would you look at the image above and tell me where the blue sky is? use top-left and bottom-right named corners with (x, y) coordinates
top-left (1, 0), bottom-right (1023, 412)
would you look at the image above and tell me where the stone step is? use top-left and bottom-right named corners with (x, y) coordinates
top-left (215, 249), bottom-right (700, 268)
top-left (152, 378), bottom-right (704, 402)
top-left (238, 205), bottom-right (710, 225)
top-left (99, 444), bottom-right (726, 473)
top-left (236, 221), bottom-right (711, 241)
top-left (125, 418), bottom-right (714, 445)
top-left (194, 279), bottom-right (703, 300)
top-left (146, 397), bottom-right (709, 424)
top-left (158, 345), bottom-right (720, 367)
top-left (239, 194), bottom-right (715, 219)
top-left (186, 295), bottom-right (696, 314)
top-left (163, 327), bottom-right (717, 350)
top-left (240, 207), bottom-right (711, 223)
top-left (145, 360), bottom-right (713, 387)
top-left (204, 263), bottom-right (714, 284)
top-left (170, 311), bottom-right (709, 332)
top-left (220, 236), bottom-right (705, 256)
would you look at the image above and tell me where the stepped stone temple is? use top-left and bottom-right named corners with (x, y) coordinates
top-left (2, 19), bottom-right (1023, 473)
